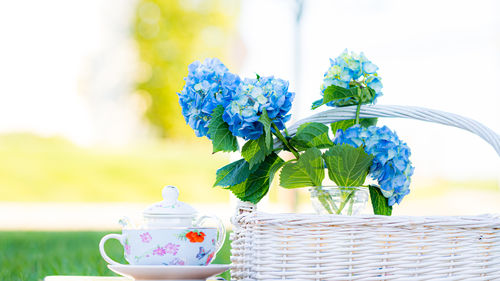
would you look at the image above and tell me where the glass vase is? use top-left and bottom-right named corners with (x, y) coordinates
top-left (309, 186), bottom-right (369, 215)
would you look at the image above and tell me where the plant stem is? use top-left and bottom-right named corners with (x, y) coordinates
top-left (316, 188), bottom-right (339, 214)
top-left (347, 195), bottom-right (355, 215)
top-left (317, 194), bottom-right (334, 214)
top-left (355, 102), bottom-right (362, 125)
top-left (336, 189), bottom-right (357, 215)
top-left (284, 127), bottom-right (290, 137)
top-left (271, 123), bottom-right (300, 159)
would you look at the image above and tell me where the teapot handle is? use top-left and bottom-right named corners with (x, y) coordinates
top-left (195, 215), bottom-right (226, 253)
top-left (99, 234), bottom-right (126, 265)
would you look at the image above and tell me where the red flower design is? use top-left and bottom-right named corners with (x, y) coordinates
top-left (186, 231), bottom-right (206, 242)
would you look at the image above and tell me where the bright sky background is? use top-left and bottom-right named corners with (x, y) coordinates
top-left (0, 0), bottom-right (138, 145)
top-left (0, 0), bottom-right (498, 181)
top-left (239, 0), bottom-right (500, 180)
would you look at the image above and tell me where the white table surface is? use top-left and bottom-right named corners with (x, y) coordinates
top-left (44, 276), bottom-right (225, 281)
top-left (44, 277), bottom-right (131, 281)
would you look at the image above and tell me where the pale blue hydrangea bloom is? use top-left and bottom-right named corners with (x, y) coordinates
top-left (334, 125), bottom-right (414, 206)
top-left (178, 58), bottom-right (241, 138)
top-left (223, 76), bottom-right (294, 140)
top-left (321, 49), bottom-right (383, 107)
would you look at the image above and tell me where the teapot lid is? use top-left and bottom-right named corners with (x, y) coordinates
top-left (143, 186), bottom-right (196, 217)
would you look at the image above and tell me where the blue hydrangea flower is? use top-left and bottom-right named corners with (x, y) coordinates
top-left (222, 76), bottom-right (295, 140)
top-left (334, 125), bottom-right (414, 206)
top-left (321, 49), bottom-right (383, 107)
top-left (178, 58), bottom-right (241, 138)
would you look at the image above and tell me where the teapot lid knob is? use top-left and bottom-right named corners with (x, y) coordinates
top-left (143, 185), bottom-right (197, 217)
top-left (162, 185), bottom-right (179, 204)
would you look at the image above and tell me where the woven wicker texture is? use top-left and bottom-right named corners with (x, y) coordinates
top-left (231, 105), bottom-right (500, 280)
top-left (231, 210), bottom-right (500, 280)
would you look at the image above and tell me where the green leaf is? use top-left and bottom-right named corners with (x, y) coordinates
top-left (331, 120), bottom-right (356, 136)
top-left (359, 118), bottom-right (378, 128)
top-left (229, 153), bottom-right (284, 203)
top-left (225, 180), bottom-right (246, 196)
top-left (311, 98), bottom-right (324, 110)
top-left (214, 159), bottom-right (256, 187)
top-left (291, 122), bottom-right (333, 150)
top-left (323, 85), bottom-right (358, 104)
top-left (207, 105), bottom-right (238, 153)
top-left (359, 87), bottom-right (376, 104)
top-left (280, 147), bottom-right (325, 188)
top-left (369, 185), bottom-right (392, 216)
top-left (323, 144), bottom-right (374, 187)
top-left (280, 161), bottom-right (313, 188)
top-left (315, 85), bottom-right (377, 109)
top-left (240, 109), bottom-right (274, 169)
top-left (330, 118), bottom-right (378, 137)
top-left (300, 147), bottom-right (325, 186)
top-left (258, 109), bottom-right (272, 151)
top-left (242, 153), bottom-right (284, 203)
top-left (241, 134), bottom-right (272, 169)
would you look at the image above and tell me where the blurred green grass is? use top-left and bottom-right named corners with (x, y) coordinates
top-left (0, 133), bottom-right (230, 203)
top-left (0, 231), bottom-right (231, 281)
top-left (0, 133), bottom-right (496, 205)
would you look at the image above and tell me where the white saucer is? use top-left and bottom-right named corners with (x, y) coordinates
top-left (108, 264), bottom-right (230, 281)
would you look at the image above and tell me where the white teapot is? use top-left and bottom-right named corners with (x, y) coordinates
top-left (100, 185), bottom-right (226, 266)
top-left (142, 185), bottom-right (224, 228)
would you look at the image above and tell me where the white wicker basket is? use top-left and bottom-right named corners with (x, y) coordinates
top-left (230, 105), bottom-right (500, 281)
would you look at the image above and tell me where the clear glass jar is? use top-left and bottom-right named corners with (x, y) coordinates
top-left (309, 186), bottom-right (369, 215)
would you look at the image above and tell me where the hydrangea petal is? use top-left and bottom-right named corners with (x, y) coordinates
top-left (334, 125), bottom-right (414, 205)
top-left (223, 76), bottom-right (295, 140)
top-left (178, 58), bottom-right (241, 138)
top-left (320, 50), bottom-right (383, 107)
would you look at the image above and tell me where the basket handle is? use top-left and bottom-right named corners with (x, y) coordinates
top-left (285, 104), bottom-right (500, 157)
top-left (237, 105), bottom-right (500, 214)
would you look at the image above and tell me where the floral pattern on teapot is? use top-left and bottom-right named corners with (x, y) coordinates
top-left (99, 186), bottom-right (225, 266)
top-left (122, 229), bottom-right (217, 266)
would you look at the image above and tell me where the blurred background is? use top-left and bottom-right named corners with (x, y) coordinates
top-left (0, 0), bottom-right (499, 279)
